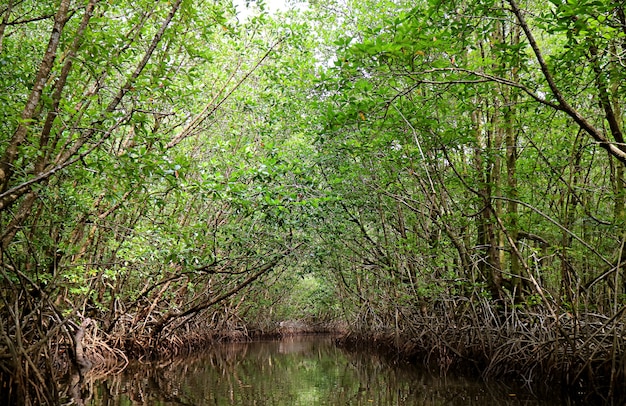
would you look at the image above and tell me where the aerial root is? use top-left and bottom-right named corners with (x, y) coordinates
top-left (336, 296), bottom-right (626, 401)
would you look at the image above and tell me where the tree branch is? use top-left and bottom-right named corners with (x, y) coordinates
top-left (151, 244), bottom-right (302, 338)
top-left (507, 0), bottom-right (626, 164)
top-left (0, 0), bottom-right (71, 192)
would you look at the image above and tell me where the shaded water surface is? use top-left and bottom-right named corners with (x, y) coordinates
top-left (76, 336), bottom-right (569, 405)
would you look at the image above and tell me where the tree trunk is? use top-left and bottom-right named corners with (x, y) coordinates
top-left (472, 110), bottom-right (503, 300)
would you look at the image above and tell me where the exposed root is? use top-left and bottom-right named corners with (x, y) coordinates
top-left (336, 296), bottom-right (626, 403)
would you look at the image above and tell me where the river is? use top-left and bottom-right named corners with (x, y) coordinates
top-left (71, 335), bottom-right (572, 405)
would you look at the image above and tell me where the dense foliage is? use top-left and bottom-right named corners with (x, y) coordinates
top-left (2, 0), bottom-right (626, 403)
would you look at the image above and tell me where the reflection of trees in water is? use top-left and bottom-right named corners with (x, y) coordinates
top-left (78, 337), bottom-right (561, 405)
top-left (338, 349), bottom-right (561, 405)
top-left (82, 356), bottom-right (212, 405)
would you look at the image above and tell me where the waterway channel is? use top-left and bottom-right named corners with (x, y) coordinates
top-left (73, 335), bottom-right (574, 405)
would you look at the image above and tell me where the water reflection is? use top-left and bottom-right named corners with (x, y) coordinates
top-left (77, 336), bottom-right (564, 405)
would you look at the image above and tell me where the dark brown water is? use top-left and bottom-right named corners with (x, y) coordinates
top-left (70, 336), bottom-right (573, 405)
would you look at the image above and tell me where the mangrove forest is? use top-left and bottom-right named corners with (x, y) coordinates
top-left (2, 0), bottom-right (626, 403)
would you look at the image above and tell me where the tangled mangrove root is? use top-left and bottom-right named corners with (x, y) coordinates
top-left (0, 309), bottom-right (129, 406)
top-left (336, 295), bottom-right (626, 403)
top-left (77, 319), bottom-right (128, 376)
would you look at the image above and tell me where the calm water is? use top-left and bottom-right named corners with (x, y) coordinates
top-left (71, 336), bottom-right (570, 405)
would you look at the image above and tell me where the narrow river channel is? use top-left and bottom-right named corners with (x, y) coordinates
top-left (74, 335), bottom-right (570, 405)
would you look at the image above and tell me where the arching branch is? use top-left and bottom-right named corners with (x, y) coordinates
top-left (507, 0), bottom-right (626, 164)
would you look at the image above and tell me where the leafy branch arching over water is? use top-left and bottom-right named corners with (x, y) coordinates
top-left (2, 0), bottom-right (626, 404)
